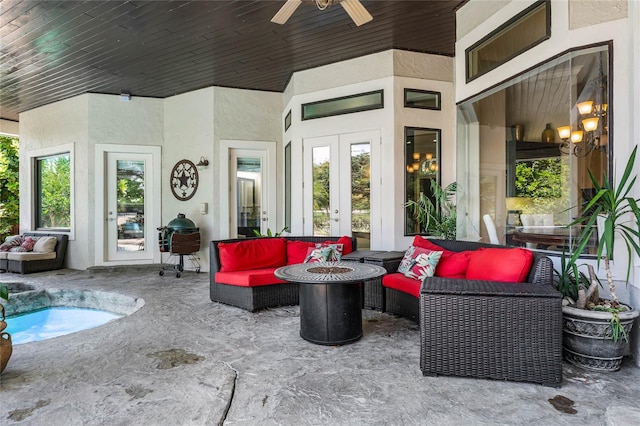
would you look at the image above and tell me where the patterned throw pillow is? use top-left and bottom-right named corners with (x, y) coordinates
top-left (398, 245), bottom-right (435, 274)
top-left (0, 235), bottom-right (23, 252)
top-left (20, 237), bottom-right (38, 252)
top-left (304, 246), bottom-right (334, 263)
top-left (316, 243), bottom-right (344, 261)
top-left (404, 250), bottom-right (443, 280)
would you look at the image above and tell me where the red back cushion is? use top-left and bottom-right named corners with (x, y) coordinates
top-left (465, 247), bottom-right (534, 283)
top-left (287, 240), bottom-right (316, 264)
top-left (218, 238), bottom-right (287, 272)
top-left (412, 236), bottom-right (471, 278)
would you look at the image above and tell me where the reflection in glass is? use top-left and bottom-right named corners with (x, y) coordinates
top-left (351, 143), bottom-right (370, 249)
top-left (116, 160), bottom-right (145, 252)
top-left (312, 146), bottom-right (330, 236)
top-left (236, 157), bottom-right (262, 237)
top-left (405, 128), bottom-right (441, 235)
top-left (457, 44), bottom-right (610, 255)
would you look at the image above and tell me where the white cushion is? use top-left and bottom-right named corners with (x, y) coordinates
top-left (0, 252), bottom-right (8, 260)
top-left (7, 252), bottom-right (56, 261)
top-left (33, 236), bottom-right (57, 253)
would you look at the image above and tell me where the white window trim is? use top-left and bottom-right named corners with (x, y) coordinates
top-left (26, 143), bottom-right (75, 240)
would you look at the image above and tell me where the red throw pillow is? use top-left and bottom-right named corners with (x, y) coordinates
top-left (412, 236), bottom-right (471, 278)
top-left (287, 240), bottom-right (316, 264)
top-left (218, 238), bottom-right (287, 272)
top-left (465, 247), bottom-right (534, 283)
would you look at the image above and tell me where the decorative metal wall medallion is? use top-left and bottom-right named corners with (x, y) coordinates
top-left (170, 159), bottom-right (199, 201)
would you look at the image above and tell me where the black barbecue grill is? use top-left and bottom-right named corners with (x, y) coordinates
top-left (158, 213), bottom-right (201, 277)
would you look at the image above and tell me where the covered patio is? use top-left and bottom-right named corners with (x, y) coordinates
top-left (1, 267), bottom-right (639, 425)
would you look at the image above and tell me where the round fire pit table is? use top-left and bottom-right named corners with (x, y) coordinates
top-left (274, 261), bottom-right (387, 345)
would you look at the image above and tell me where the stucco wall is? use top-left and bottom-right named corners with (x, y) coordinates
top-left (18, 95), bottom-right (89, 270)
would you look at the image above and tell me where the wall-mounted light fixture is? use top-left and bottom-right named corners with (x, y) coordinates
top-left (196, 156), bottom-right (209, 169)
top-left (120, 92), bottom-right (131, 102)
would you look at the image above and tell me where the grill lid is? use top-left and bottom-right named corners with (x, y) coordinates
top-left (167, 213), bottom-right (197, 231)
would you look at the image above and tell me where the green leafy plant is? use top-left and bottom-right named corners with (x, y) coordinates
top-left (571, 145), bottom-right (640, 305)
top-left (252, 227), bottom-right (289, 237)
top-left (565, 145), bottom-right (640, 342)
top-left (554, 250), bottom-right (590, 302)
top-left (405, 181), bottom-right (457, 240)
top-left (0, 136), bottom-right (19, 241)
top-left (0, 284), bottom-right (8, 302)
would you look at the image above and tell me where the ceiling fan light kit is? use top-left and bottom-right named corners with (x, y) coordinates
top-left (272, 0), bottom-right (373, 27)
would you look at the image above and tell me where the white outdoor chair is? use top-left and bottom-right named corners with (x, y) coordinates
top-left (482, 214), bottom-right (500, 245)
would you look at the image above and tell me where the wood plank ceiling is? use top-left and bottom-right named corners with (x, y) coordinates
top-left (0, 0), bottom-right (465, 122)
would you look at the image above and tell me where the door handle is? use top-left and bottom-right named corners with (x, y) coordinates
top-left (333, 218), bottom-right (339, 222)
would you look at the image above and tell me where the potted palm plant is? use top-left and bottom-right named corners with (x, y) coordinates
top-left (561, 145), bottom-right (640, 371)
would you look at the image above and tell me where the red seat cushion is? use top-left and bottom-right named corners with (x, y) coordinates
top-left (218, 238), bottom-right (287, 272)
top-left (465, 247), bottom-right (534, 283)
top-left (412, 236), bottom-right (471, 278)
top-left (287, 240), bottom-right (316, 264)
top-left (382, 273), bottom-right (421, 298)
top-left (214, 268), bottom-right (288, 287)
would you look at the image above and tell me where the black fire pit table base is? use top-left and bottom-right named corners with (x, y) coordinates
top-left (299, 281), bottom-right (362, 345)
top-left (274, 262), bottom-right (387, 346)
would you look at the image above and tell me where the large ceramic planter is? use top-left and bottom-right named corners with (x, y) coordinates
top-left (0, 304), bottom-right (11, 373)
top-left (562, 305), bottom-right (639, 372)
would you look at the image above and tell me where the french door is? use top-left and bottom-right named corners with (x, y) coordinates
top-left (95, 145), bottom-right (161, 265)
top-left (229, 148), bottom-right (275, 237)
top-left (303, 130), bottom-right (379, 249)
top-left (219, 140), bottom-right (277, 239)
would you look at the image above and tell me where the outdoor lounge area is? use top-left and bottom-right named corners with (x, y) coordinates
top-left (2, 1), bottom-right (640, 424)
top-left (1, 266), bottom-right (640, 425)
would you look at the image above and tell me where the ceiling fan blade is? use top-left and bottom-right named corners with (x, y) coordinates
top-left (340, 0), bottom-right (373, 26)
top-left (271, 0), bottom-right (302, 25)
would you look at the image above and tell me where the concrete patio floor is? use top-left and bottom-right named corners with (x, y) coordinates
top-left (1, 266), bottom-right (639, 426)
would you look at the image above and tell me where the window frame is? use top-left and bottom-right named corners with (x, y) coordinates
top-left (28, 144), bottom-right (75, 238)
top-left (465, 0), bottom-right (551, 83)
top-left (301, 90), bottom-right (384, 121)
top-left (404, 126), bottom-right (442, 236)
top-left (404, 89), bottom-right (442, 110)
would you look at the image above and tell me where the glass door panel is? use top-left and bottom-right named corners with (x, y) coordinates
top-left (312, 145), bottom-right (332, 236)
top-left (116, 159), bottom-right (145, 252)
top-left (350, 143), bottom-right (370, 249)
top-left (236, 156), bottom-right (262, 237)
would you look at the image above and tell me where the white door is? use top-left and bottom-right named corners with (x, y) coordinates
top-left (303, 130), bottom-right (379, 249)
top-left (229, 148), bottom-right (276, 237)
top-left (104, 152), bottom-right (155, 262)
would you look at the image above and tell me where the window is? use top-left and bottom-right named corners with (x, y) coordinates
top-left (284, 142), bottom-right (291, 230)
top-left (466, 0), bottom-right (550, 82)
top-left (34, 152), bottom-right (71, 231)
top-left (405, 127), bottom-right (441, 235)
top-left (404, 89), bottom-right (441, 110)
top-left (302, 90), bottom-right (383, 120)
top-left (457, 43), bottom-right (611, 255)
top-left (284, 110), bottom-right (292, 131)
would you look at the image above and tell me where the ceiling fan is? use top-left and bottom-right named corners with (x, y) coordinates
top-left (271, 0), bottom-right (373, 27)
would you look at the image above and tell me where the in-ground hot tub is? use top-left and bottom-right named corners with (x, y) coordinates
top-left (3, 287), bottom-right (144, 344)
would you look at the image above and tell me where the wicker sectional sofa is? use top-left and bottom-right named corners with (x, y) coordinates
top-left (0, 232), bottom-right (69, 274)
top-left (373, 238), bottom-right (562, 387)
top-left (209, 236), bottom-right (357, 312)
